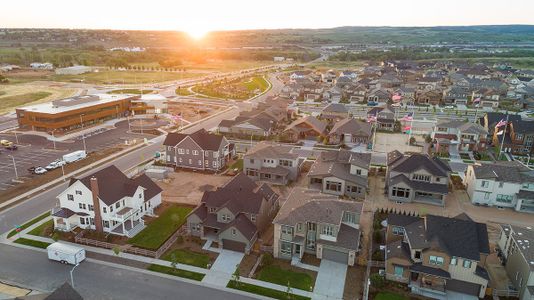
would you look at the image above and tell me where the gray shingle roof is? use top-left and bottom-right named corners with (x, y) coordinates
top-left (471, 162), bottom-right (534, 184)
top-left (389, 153), bottom-right (450, 177)
top-left (308, 150), bottom-right (371, 188)
top-left (329, 118), bottom-right (372, 137)
top-left (244, 142), bottom-right (300, 160)
top-left (163, 129), bottom-right (226, 151)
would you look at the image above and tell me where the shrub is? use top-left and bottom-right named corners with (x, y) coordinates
top-left (373, 230), bottom-right (383, 244)
top-left (370, 273), bottom-right (385, 288)
top-left (372, 250), bottom-right (384, 261)
top-left (261, 252), bottom-right (274, 266)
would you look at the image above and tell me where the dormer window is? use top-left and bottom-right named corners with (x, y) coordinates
top-left (412, 174), bottom-right (430, 182)
top-left (222, 214), bottom-right (230, 222)
top-left (75, 190), bottom-right (82, 195)
top-left (321, 225), bottom-right (334, 237)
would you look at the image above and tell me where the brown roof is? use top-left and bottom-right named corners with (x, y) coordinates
top-left (221, 214), bottom-right (257, 241)
top-left (163, 129), bottom-right (226, 151)
top-left (285, 116), bottom-right (326, 134)
top-left (75, 165), bottom-right (162, 206)
top-left (330, 118), bottom-right (372, 136)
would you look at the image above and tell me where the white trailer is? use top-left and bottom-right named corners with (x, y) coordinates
top-left (47, 242), bottom-right (86, 265)
top-left (62, 150), bottom-right (87, 163)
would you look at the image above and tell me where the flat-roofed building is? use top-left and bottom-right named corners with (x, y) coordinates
top-left (16, 94), bottom-right (138, 133)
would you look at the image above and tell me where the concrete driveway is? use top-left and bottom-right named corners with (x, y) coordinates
top-left (312, 260), bottom-right (347, 300)
top-left (201, 250), bottom-right (244, 287)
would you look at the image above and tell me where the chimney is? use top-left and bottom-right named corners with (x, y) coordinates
top-left (90, 177), bottom-right (104, 233)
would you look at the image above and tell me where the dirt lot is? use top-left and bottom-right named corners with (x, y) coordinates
top-left (167, 102), bottom-right (225, 124)
top-left (157, 171), bottom-right (231, 205)
top-left (344, 265), bottom-right (366, 300)
top-left (373, 132), bottom-right (424, 154)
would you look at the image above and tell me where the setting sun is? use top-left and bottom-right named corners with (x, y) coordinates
top-left (186, 27), bottom-right (209, 40)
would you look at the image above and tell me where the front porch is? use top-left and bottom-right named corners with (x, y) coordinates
top-left (409, 272), bottom-right (447, 300)
top-left (110, 219), bottom-right (145, 237)
top-left (413, 192), bottom-right (445, 206)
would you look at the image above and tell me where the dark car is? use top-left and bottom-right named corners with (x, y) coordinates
top-left (5, 145), bottom-right (18, 150)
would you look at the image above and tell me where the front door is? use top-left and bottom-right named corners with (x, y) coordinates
top-left (295, 244), bottom-right (301, 256)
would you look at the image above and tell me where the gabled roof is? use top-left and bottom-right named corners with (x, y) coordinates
top-left (221, 213), bottom-right (257, 240)
top-left (163, 129), bottom-right (226, 151)
top-left (388, 153), bottom-right (450, 177)
top-left (322, 103), bottom-right (349, 114)
top-left (285, 115), bottom-right (326, 134)
top-left (45, 282), bottom-right (83, 300)
top-left (245, 142), bottom-right (300, 160)
top-left (330, 118), bottom-right (372, 137)
top-left (73, 165), bottom-right (162, 206)
top-left (471, 161), bottom-right (534, 183)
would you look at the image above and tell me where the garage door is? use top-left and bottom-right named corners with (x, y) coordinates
top-left (322, 248), bottom-right (348, 264)
top-left (222, 239), bottom-right (246, 252)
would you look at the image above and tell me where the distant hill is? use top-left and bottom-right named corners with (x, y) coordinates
top-left (1, 25), bottom-right (533, 48)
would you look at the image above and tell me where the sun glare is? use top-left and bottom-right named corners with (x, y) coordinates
top-left (186, 28), bottom-right (209, 40)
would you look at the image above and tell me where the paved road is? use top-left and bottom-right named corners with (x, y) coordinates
top-left (0, 244), bottom-right (254, 300)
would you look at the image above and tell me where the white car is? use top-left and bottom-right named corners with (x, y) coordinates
top-left (444, 105), bottom-right (455, 109)
top-left (45, 160), bottom-right (65, 170)
top-left (34, 167), bottom-right (47, 174)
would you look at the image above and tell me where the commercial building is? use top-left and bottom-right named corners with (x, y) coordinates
top-left (16, 94), bottom-right (137, 133)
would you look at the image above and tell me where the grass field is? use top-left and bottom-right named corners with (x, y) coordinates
top-left (0, 92), bottom-right (51, 113)
top-left (7, 212), bottom-right (51, 238)
top-left (374, 292), bottom-right (409, 300)
top-left (227, 281), bottom-right (310, 300)
top-left (147, 264), bottom-right (205, 281)
top-left (128, 205), bottom-right (193, 250)
top-left (192, 75), bottom-right (269, 100)
top-left (175, 87), bottom-right (194, 96)
top-left (256, 265), bottom-right (314, 291)
top-left (108, 89), bottom-right (155, 94)
top-left (14, 238), bottom-right (51, 249)
top-left (28, 220), bottom-right (54, 237)
top-left (0, 83), bottom-right (78, 114)
top-left (49, 71), bottom-right (204, 84)
top-left (162, 249), bottom-right (210, 269)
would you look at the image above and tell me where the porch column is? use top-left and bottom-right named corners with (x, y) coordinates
top-left (122, 220), bottom-right (125, 233)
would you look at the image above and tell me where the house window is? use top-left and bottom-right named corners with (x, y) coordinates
top-left (178, 149), bottom-right (184, 154)
top-left (481, 181), bottom-right (489, 188)
top-left (496, 194), bottom-right (513, 203)
top-left (450, 256), bottom-right (457, 266)
top-left (208, 207), bottom-right (217, 213)
top-left (356, 169), bottom-right (362, 175)
top-left (249, 159), bottom-right (255, 164)
top-left (250, 214), bottom-right (256, 222)
top-left (186, 149), bottom-right (190, 154)
top-left (281, 225), bottom-right (293, 235)
top-left (75, 190), bottom-right (82, 195)
top-left (110, 206), bottom-right (114, 213)
top-left (326, 181), bottom-right (342, 192)
top-left (429, 255), bottom-right (444, 266)
top-left (279, 160), bottom-right (293, 167)
top-left (392, 187), bottom-right (410, 198)
top-left (297, 223), bottom-right (302, 232)
top-left (188, 159), bottom-right (192, 164)
top-left (394, 266), bottom-right (404, 277)
top-left (103, 207), bottom-right (107, 213)
top-left (392, 226), bottom-right (404, 236)
top-left (414, 251), bottom-right (421, 259)
top-left (222, 214), bottom-right (231, 222)
top-left (116, 202), bottom-right (120, 208)
top-left (67, 194), bottom-right (74, 201)
top-left (179, 157), bottom-right (183, 163)
top-left (192, 150), bottom-right (199, 155)
top-left (343, 212), bottom-right (357, 224)
top-left (90, 218), bottom-right (94, 225)
top-left (321, 225), bottom-right (334, 236)
top-left (79, 203), bottom-right (84, 209)
top-left (412, 174), bottom-right (431, 182)
top-left (499, 182), bottom-right (504, 188)
top-left (280, 241), bottom-right (292, 255)
top-left (198, 160), bottom-right (202, 166)
top-left (213, 152), bottom-right (218, 158)
top-left (103, 221), bottom-right (109, 228)
top-left (80, 217), bottom-right (85, 225)
top-left (88, 204), bottom-right (94, 211)
top-left (232, 229), bottom-right (237, 235)
top-left (346, 185), bottom-right (361, 194)
top-left (213, 161), bottom-right (218, 168)
top-left (463, 260), bottom-right (472, 268)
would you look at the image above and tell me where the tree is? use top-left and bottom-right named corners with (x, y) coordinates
top-left (285, 281), bottom-right (292, 299)
top-left (373, 230), bottom-right (382, 244)
top-left (232, 264), bottom-right (241, 286)
top-left (370, 274), bottom-right (385, 288)
top-left (112, 246), bottom-right (121, 256)
top-left (409, 136), bottom-right (416, 145)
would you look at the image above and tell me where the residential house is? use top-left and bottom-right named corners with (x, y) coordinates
top-left (367, 89), bottom-right (390, 104)
top-left (322, 70), bottom-right (337, 84)
top-left (385, 213), bottom-right (490, 299)
top-left (378, 73), bottom-right (402, 89)
top-left (386, 151), bottom-right (451, 206)
top-left (416, 89), bottom-right (443, 106)
top-left (243, 142), bottom-right (305, 185)
top-left (273, 187), bottom-right (362, 266)
top-left (52, 165), bottom-right (162, 237)
top-left (464, 162), bottom-right (534, 213)
top-left (328, 118), bottom-right (372, 145)
top-left (431, 119), bottom-right (488, 154)
top-left (442, 86), bottom-right (470, 105)
top-left (320, 103), bottom-right (349, 124)
top-left (491, 118), bottom-right (534, 156)
top-left (308, 150), bottom-right (371, 199)
top-left (497, 224), bottom-right (534, 300)
top-left (186, 173), bottom-right (279, 253)
top-left (322, 86), bottom-right (342, 103)
top-left (368, 105), bottom-right (397, 132)
top-left (340, 70), bottom-right (358, 80)
top-left (283, 116), bottom-right (327, 142)
top-left (164, 129), bottom-right (233, 172)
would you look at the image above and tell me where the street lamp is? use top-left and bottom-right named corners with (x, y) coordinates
top-left (51, 129), bottom-right (57, 150)
top-left (8, 155), bottom-right (18, 180)
top-left (80, 114), bottom-right (87, 152)
top-left (14, 131), bottom-right (19, 144)
top-left (70, 263), bottom-right (80, 288)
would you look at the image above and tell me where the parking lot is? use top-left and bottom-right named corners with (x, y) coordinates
top-left (0, 119), bottom-right (166, 192)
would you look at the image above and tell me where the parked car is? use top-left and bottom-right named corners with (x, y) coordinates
top-left (4, 145), bottom-right (17, 150)
top-left (444, 105), bottom-right (455, 109)
top-left (0, 140), bottom-right (13, 146)
top-left (34, 167), bottom-right (47, 174)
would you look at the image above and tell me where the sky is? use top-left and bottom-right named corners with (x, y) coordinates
top-left (2, 0), bottom-right (533, 38)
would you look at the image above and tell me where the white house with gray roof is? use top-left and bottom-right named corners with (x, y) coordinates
top-left (273, 187), bottom-right (362, 266)
top-left (497, 224), bottom-right (534, 300)
top-left (464, 162), bottom-right (534, 213)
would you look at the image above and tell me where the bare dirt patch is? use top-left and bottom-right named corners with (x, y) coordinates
top-left (158, 171), bottom-right (231, 206)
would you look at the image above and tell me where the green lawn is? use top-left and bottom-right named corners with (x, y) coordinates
top-left (28, 220), bottom-right (54, 237)
top-left (14, 238), bottom-right (51, 249)
top-left (161, 249), bottom-right (210, 269)
top-left (257, 265), bottom-right (314, 291)
top-left (175, 88), bottom-right (194, 96)
top-left (374, 292), bottom-right (409, 300)
top-left (147, 264), bottom-right (205, 281)
top-left (242, 76), bottom-right (269, 92)
top-left (50, 71), bottom-right (203, 84)
top-left (108, 89), bottom-right (154, 95)
top-left (7, 212), bottom-right (51, 238)
top-left (229, 159), bottom-right (244, 172)
top-left (0, 92), bottom-right (52, 112)
top-left (227, 281), bottom-right (310, 300)
top-left (128, 205), bottom-right (193, 250)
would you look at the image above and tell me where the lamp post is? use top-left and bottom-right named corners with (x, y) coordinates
top-left (70, 263), bottom-right (80, 288)
top-left (14, 131), bottom-right (19, 144)
top-left (51, 129), bottom-right (57, 150)
top-left (8, 155), bottom-right (18, 180)
top-left (80, 114), bottom-right (87, 152)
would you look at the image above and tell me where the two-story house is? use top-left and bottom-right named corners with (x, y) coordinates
top-left (163, 129), bottom-right (234, 172)
top-left (385, 213), bottom-right (490, 299)
top-left (328, 118), bottom-right (372, 145)
top-left (273, 187), bottom-right (362, 266)
top-left (368, 105), bottom-right (397, 132)
top-left (386, 151), bottom-right (451, 206)
top-left (492, 119), bottom-right (534, 156)
top-left (320, 103), bottom-right (349, 124)
top-left (283, 116), bottom-right (327, 142)
top-left (308, 150), bottom-right (371, 200)
top-left (186, 173), bottom-right (279, 253)
top-left (497, 224), bottom-right (534, 300)
top-left (431, 119), bottom-right (488, 154)
top-left (52, 165), bottom-right (162, 237)
top-left (464, 162), bottom-right (534, 213)
top-left (243, 142), bottom-right (305, 185)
